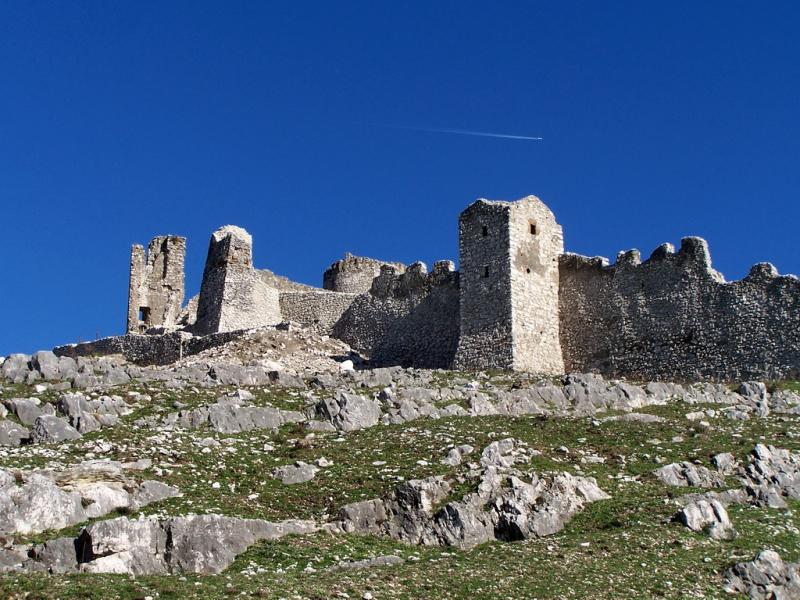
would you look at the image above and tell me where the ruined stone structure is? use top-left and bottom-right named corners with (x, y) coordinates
top-left (193, 226), bottom-right (281, 335)
top-left (109, 195), bottom-right (800, 379)
top-left (126, 236), bottom-right (186, 334)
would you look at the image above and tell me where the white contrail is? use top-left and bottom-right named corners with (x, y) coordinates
top-left (381, 124), bottom-right (543, 141)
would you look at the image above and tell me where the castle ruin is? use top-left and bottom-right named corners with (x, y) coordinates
top-left (73, 195), bottom-right (798, 380)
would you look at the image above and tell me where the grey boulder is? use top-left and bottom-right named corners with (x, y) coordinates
top-left (31, 415), bottom-right (81, 444)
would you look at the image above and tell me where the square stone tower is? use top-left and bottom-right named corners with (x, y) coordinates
top-left (127, 236), bottom-right (186, 334)
top-left (193, 225), bottom-right (281, 334)
top-left (453, 196), bottom-right (565, 373)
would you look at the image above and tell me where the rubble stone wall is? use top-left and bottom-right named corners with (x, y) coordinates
top-left (278, 290), bottom-right (359, 334)
top-left (331, 261), bottom-right (460, 368)
top-left (194, 226), bottom-right (281, 335)
top-left (453, 200), bottom-right (515, 370)
top-left (508, 198), bottom-right (565, 374)
top-left (53, 330), bottom-right (247, 366)
top-left (323, 254), bottom-right (406, 294)
top-left (559, 237), bottom-right (800, 381)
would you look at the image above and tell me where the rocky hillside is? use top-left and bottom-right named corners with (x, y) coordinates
top-left (0, 326), bottom-right (799, 599)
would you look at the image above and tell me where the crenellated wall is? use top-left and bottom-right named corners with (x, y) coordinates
top-left (559, 237), bottom-right (800, 381)
top-left (331, 261), bottom-right (460, 368)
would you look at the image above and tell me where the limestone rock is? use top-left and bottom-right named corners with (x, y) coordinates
top-left (724, 550), bottom-right (800, 599)
top-left (654, 462), bottom-right (725, 488)
top-left (0, 420), bottom-right (29, 446)
top-left (0, 473), bottom-right (86, 535)
top-left (273, 461), bottom-right (319, 485)
top-left (75, 515), bottom-right (318, 575)
top-left (333, 440), bottom-right (610, 550)
top-left (675, 499), bottom-right (736, 540)
top-left (316, 391), bottom-right (382, 431)
top-left (31, 415), bottom-right (81, 444)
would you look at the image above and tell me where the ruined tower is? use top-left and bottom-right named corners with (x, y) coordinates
top-left (454, 196), bottom-right (564, 373)
top-left (126, 236), bottom-right (186, 333)
top-left (193, 225), bottom-right (281, 335)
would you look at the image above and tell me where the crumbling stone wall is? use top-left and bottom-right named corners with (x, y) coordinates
top-left (126, 236), bottom-right (186, 333)
top-left (193, 226), bottom-right (281, 335)
top-left (332, 261), bottom-right (460, 368)
top-left (54, 329), bottom-right (247, 366)
top-left (323, 254), bottom-right (406, 294)
top-left (559, 237), bottom-right (800, 380)
top-left (454, 197), bottom-right (564, 374)
top-left (279, 290), bottom-right (359, 334)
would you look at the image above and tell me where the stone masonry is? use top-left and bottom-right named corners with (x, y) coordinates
top-left (101, 195), bottom-right (800, 379)
top-left (453, 197), bottom-right (564, 374)
top-left (126, 236), bottom-right (186, 334)
top-left (193, 226), bottom-right (281, 335)
top-left (323, 254), bottom-right (406, 294)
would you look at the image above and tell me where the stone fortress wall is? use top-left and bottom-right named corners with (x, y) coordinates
top-left (331, 261), bottom-right (460, 369)
top-left (62, 195), bottom-right (798, 380)
top-left (559, 238), bottom-right (800, 381)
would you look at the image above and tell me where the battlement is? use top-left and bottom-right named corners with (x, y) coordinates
top-left (559, 238), bottom-right (800, 380)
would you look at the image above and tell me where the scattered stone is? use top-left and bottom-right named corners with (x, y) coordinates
top-left (273, 461), bottom-right (319, 485)
top-left (331, 555), bottom-right (405, 571)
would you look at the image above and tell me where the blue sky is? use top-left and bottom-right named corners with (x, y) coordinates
top-left (1, 2), bottom-right (798, 355)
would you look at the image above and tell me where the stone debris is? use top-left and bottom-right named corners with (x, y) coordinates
top-left (329, 555), bottom-right (405, 571)
top-left (724, 550), bottom-right (800, 600)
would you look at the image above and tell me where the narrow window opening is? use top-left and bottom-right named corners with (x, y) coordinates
top-left (483, 266), bottom-right (490, 278)
top-left (529, 223), bottom-right (537, 235)
top-left (481, 225), bottom-right (488, 237)
top-left (139, 307), bottom-right (151, 324)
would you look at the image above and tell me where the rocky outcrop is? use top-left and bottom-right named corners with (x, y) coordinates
top-left (315, 391), bottom-right (382, 432)
top-left (654, 462), bottom-right (725, 488)
top-left (724, 550), bottom-right (800, 599)
top-left (331, 440), bottom-right (609, 550)
top-left (163, 391), bottom-right (304, 434)
top-left (0, 460), bottom-right (178, 535)
top-left (674, 499), bottom-right (736, 540)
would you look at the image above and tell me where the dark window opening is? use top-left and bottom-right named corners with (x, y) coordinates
top-left (530, 223), bottom-right (537, 235)
top-left (483, 266), bottom-right (490, 278)
top-left (481, 225), bottom-right (488, 237)
top-left (139, 307), bottom-right (151, 324)
top-left (526, 267), bottom-right (531, 274)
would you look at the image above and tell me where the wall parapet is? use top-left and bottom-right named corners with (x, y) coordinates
top-left (559, 237), bottom-right (800, 381)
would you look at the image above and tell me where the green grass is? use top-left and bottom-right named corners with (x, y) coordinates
top-left (1, 378), bottom-right (799, 598)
